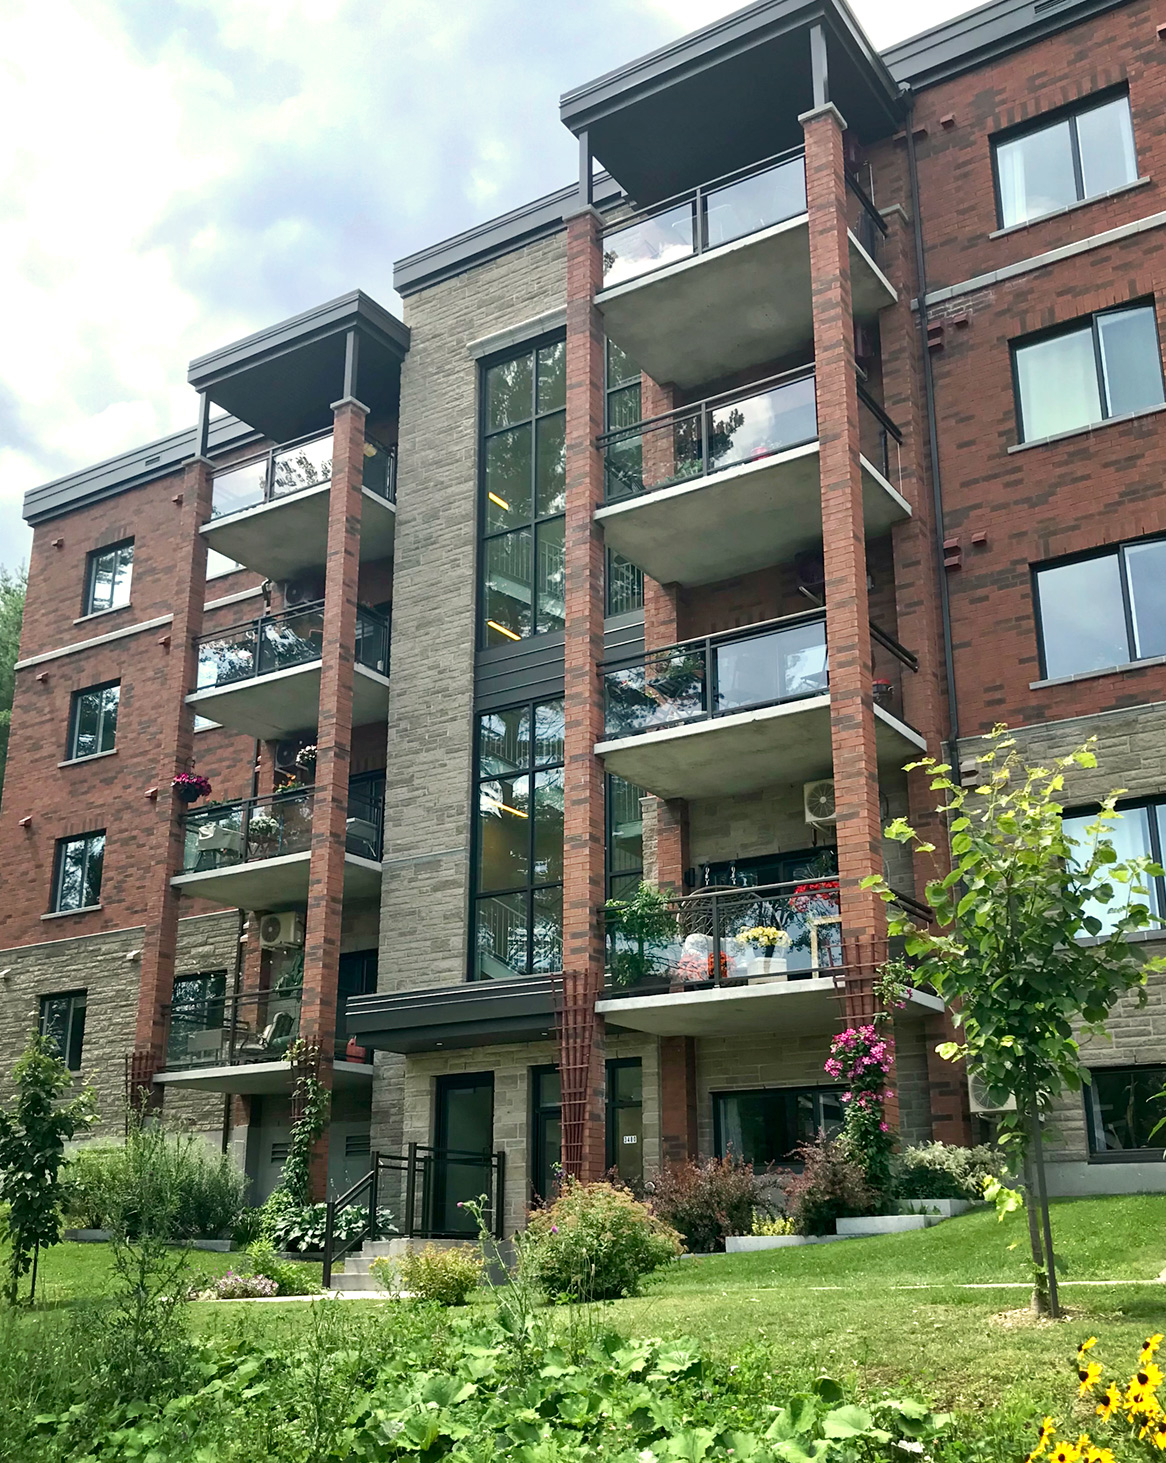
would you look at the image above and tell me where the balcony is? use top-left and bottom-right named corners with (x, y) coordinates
top-left (200, 430), bottom-right (397, 582)
top-left (596, 152), bottom-right (896, 390)
top-left (171, 784), bottom-right (383, 910)
top-left (597, 880), bottom-right (944, 1037)
top-left (595, 370), bottom-right (909, 586)
top-left (155, 989), bottom-right (374, 1094)
top-left (596, 611), bottom-right (925, 799)
top-left (186, 602), bottom-right (390, 740)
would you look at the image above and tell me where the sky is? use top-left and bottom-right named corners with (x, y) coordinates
top-left (0, 0), bottom-right (980, 572)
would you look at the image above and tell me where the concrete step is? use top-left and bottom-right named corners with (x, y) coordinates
top-left (358, 1241), bottom-right (402, 1258)
top-left (330, 1271), bottom-right (383, 1292)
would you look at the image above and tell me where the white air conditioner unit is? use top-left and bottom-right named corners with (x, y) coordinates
top-left (968, 1071), bottom-right (1017, 1115)
top-left (804, 779), bottom-right (837, 828)
top-left (259, 911), bottom-right (306, 950)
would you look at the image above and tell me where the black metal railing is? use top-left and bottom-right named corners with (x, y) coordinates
top-left (601, 147), bottom-right (807, 290)
top-left (179, 783), bottom-right (384, 874)
top-left (210, 430), bottom-right (396, 520)
top-left (857, 383), bottom-right (903, 488)
top-left (602, 609), bottom-right (917, 739)
top-left (164, 988), bottom-right (303, 1069)
top-left (845, 169), bottom-right (888, 261)
top-left (599, 367), bottom-right (817, 504)
top-left (322, 1145), bottom-right (506, 1288)
top-left (194, 602), bottom-right (390, 692)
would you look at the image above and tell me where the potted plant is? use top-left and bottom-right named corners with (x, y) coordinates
top-left (603, 882), bottom-right (678, 988)
top-left (737, 925), bottom-right (792, 979)
top-left (294, 744), bottom-right (317, 780)
top-left (247, 811), bottom-right (282, 853)
top-left (172, 772), bottom-right (212, 804)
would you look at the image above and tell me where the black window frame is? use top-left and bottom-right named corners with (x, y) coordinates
top-left (1032, 530), bottom-right (1166, 679)
top-left (605, 772), bottom-right (645, 901)
top-left (470, 697), bottom-right (565, 981)
top-left (66, 680), bottom-right (121, 761)
top-left (83, 539), bottom-right (134, 616)
top-left (1061, 792), bottom-right (1166, 918)
top-left (530, 1063), bottom-right (562, 1204)
top-left (605, 1056), bottom-right (644, 1187)
top-left (604, 337), bottom-right (645, 617)
top-left (1011, 299), bottom-right (1164, 445)
top-left (39, 990), bottom-right (87, 1072)
top-left (477, 334), bottom-right (567, 650)
top-left (712, 1084), bottom-right (844, 1168)
top-left (51, 830), bottom-right (106, 914)
top-left (1084, 1063), bottom-right (1166, 1161)
top-left (990, 88), bottom-right (1137, 231)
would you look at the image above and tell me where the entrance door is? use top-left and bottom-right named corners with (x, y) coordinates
top-left (531, 1066), bottom-right (562, 1206)
top-left (606, 1059), bottom-right (643, 1189)
top-left (430, 1073), bottom-right (494, 1236)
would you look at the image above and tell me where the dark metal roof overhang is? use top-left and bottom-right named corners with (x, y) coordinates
top-left (187, 290), bottom-right (411, 444)
top-left (345, 978), bottom-right (557, 1055)
top-left (560, 0), bottom-right (905, 207)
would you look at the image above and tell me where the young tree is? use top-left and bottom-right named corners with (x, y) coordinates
top-left (0, 564), bottom-right (26, 805)
top-left (0, 1032), bottom-right (96, 1304)
top-left (865, 727), bottom-right (1165, 1316)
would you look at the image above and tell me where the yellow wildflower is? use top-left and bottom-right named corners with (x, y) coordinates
top-left (1078, 1361), bottom-right (1104, 1397)
top-left (1027, 1416), bottom-right (1057, 1462)
top-left (1137, 1362), bottom-right (1165, 1392)
top-left (1095, 1384), bottom-right (1121, 1421)
top-left (1147, 1416), bottom-right (1166, 1451)
top-left (1142, 1336), bottom-right (1165, 1365)
top-left (1084, 1449), bottom-right (1115, 1463)
top-left (1079, 1337), bottom-right (1099, 1354)
top-left (1050, 1440), bottom-right (1079, 1463)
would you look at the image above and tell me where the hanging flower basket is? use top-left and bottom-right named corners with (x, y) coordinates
top-left (172, 773), bottom-right (212, 804)
top-left (295, 744), bottom-right (318, 777)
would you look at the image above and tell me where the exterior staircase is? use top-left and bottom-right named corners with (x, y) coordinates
top-left (328, 1238), bottom-right (399, 1293)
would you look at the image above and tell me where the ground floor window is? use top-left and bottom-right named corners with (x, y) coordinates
top-left (1086, 1065), bottom-right (1166, 1158)
top-left (39, 991), bottom-right (86, 1071)
top-left (531, 1065), bottom-right (562, 1205)
top-left (713, 1085), bottom-right (843, 1167)
top-left (606, 1059), bottom-right (643, 1189)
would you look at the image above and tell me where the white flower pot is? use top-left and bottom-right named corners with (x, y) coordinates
top-left (747, 954), bottom-right (788, 980)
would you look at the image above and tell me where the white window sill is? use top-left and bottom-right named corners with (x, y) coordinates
top-left (58, 749), bottom-right (118, 769)
top-left (41, 905), bottom-right (103, 921)
top-left (74, 603), bottom-right (132, 627)
top-left (1030, 655), bottom-right (1166, 690)
top-left (989, 177), bottom-right (1152, 240)
top-left (1009, 402), bottom-right (1166, 454)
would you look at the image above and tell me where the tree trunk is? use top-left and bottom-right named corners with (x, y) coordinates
top-left (29, 1241), bottom-right (39, 1306)
top-left (1021, 1106), bottom-right (1050, 1317)
top-left (1028, 1102), bottom-right (1060, 1318)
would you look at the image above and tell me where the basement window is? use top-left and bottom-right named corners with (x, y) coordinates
top-left (1086, 1065), bottom-right (1166, 1159)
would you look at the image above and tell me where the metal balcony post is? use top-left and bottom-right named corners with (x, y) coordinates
top-left (711, 888), bottom-right (722, 986)
top-left (322, 1200), bottom-right (336, 1289)
top-left (705, 636), bottom-right (716, 717)
top-left (700, 403), bottom-right (710, 477)
top-left (369, 1152), bottom-right (380, 1242)
top-left (404, 1141), bottom-right (418, 1239)
top-left (494, 1150), bottom-right (506, 1240)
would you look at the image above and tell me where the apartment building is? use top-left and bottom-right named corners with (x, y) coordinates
top-left (2, 0), bottom-right (1164, 1234)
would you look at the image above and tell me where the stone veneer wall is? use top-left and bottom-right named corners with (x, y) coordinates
top-left (377, 234), bottom-right (567, 997)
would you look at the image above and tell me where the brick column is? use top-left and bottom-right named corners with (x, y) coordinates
top-left (924, 1014), bottom-right (974, 1145)
top-left (802, 104), bottom-right (886, 988)
top-left (133, 453), bottom-right (212, 1085)
top-left (659, 1036), bottom-right (698, 1163)
top-left (560, 205), bottom-right (608, 1182)
top-left (300, 397), bottom-right (366, 1197)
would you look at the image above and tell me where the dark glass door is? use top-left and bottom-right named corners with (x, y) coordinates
top-left (531, 1066), bottom-right (562, 1205)
top-left (336, 950), bottom-right (377, 1061)
top-left (430, 1073), bottom-right (494, 1236)
top-left (606, 1059), bottom-right (643, 1189)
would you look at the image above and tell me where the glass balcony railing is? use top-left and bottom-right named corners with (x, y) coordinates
top-left (180, 783), bottom-right (384, 875)
top-left (605, 879), bottom-right (844, 990)
top-left (601, 611), bottom-right (917, 740)
top-left (857, 384), bottom-right (903, 489)
top-left (845, 169), bottom-right (888, 263)
top-left (163, 987), bottom-right (374, 1072)
top-left (194, 603), bottom-right (390, 692)
top-left (210, 431), bottom-right (396, 521)
top-left (601, 148), bottom-right (807, 290)
top-left (600, 368), bottom-right (817, 504)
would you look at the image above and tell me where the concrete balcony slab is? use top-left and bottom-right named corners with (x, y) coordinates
top-left (171, 850), bottom-right (382, 912)
top-left (201, 485), bottom-right (395, 582)
top-left (186, 662), bottom-right (389, 741)
top-left (154, 1059), bottom-right (374, 1095)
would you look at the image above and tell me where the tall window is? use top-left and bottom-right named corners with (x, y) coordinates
top-left (1062, 799), bottom-right (1165, 936)
top-left (605, 338), bottom-right (645, 616)
top-left (473, 699), bottom-right (564, 978)
top-left (84, 540), bottom-right (133, 615)
top-left (1086, 1065), bottom-right (1166, 1157)
top-left (606, 773), bottom-right (644, 900)
top-left (714, 1086), bottom-right (843, 1166)
top-left (52, 831), bottom-right (105, 913)
top-left (39, 992), bottom-right (86, 1072)
top-left (1034, 535), bottom-right (1166, 678)
top-left (480, 341), bottom-right (566, 647)
top-left (67, 682), bottom-right (120, 760)
top-left (1013, 303), bottom-right (1163, 443)
top-left (994, 94), bottom-right (1137, 230)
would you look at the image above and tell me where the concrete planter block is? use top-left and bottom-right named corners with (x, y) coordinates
top-left (64, 1228), bottom-right (111, 1243)
top-left (726, 1233), bottom-right (851, 1251)
top-left (897, 1198), bottom-right (970, 1218)
top-left (835, 1214), bottom-right (942, 1236)
top-left (187, 1238), bottom-right (233, 1252)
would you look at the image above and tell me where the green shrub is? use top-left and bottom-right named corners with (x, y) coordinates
top-left (60, 1143), bottom-right (124, 1228)
top-left (263, 1197), bottom-right (394, 1252)
top-left (751, 1210), bottom-right (794, 1236)
top-left (245, 1239), bottom-right (318, 1296)
top-left (524, 1178), bottom-right (681, 1302)
top-left (372, 1244), bottom-right (484, 1305)
top-left (894, 1141), bottom-right (1006, 1200)
top-left (646, 1156), bottom-right (760, 1253)
top-left (782, 1137), bottom-right (878, 1236)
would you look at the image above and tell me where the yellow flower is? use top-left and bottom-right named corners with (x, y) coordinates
top-left (1142, 1336), bottom-right (1165, 1365)
top-left (1137, 1363), bottom-right (1165, 1392)
top-left (1027, 1416), bottom-right (1058, 1462)
top-left (1095, 1384), bottom-right (1121, 1421)
top-left (1050, 1441), bottom-right (1079, 1463)
top-left (1079, 1337), bottom-right (1099, 1354)
top-left (1084, 1449), bottom-right (1115, 1463)
top-left (1078, 1361), bottom-right (1104, 1397)
top-left (1146, 1416), bottom-right (1166, 1451)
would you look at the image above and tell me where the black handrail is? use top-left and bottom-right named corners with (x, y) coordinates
top-left (599, 606), bottom-right (826, 672)
top-left (602, 144), bottom-right (806, 238)
top-left (855, 382), bottom-right (903, 444)
top-left (595, 363), bottom-right (816, 449)
top-left (845, 170), bottom-right (888, 243)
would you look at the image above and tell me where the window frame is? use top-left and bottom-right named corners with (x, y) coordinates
top-left (39, 991), bottom-right (87, 1072)
top-left (83, 539), bottom-right (134, 616)
top-left (712, 1084), bottom-right (844, 1168)
top-left (51, 830), bottom-right (106, 913)
top-left (470, 697), bottom-right (565, 981)
top-left (604, 337), bottom-right (645, 617)
top-left (605, 772), bottom-right (645, 901)
top-left (990, 88), bottom-right (1137, 231)
top-left (1032, 530), bottom-right (1166, 679)
top-left (66, 680), bottom-right (121, 761)
top-left (1084, 1063), bottom-right (1166, 1161)
top-left (477, 333), bottom-right (567, 650)
top-left (1011, 300), bottom-right (1164, 445)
